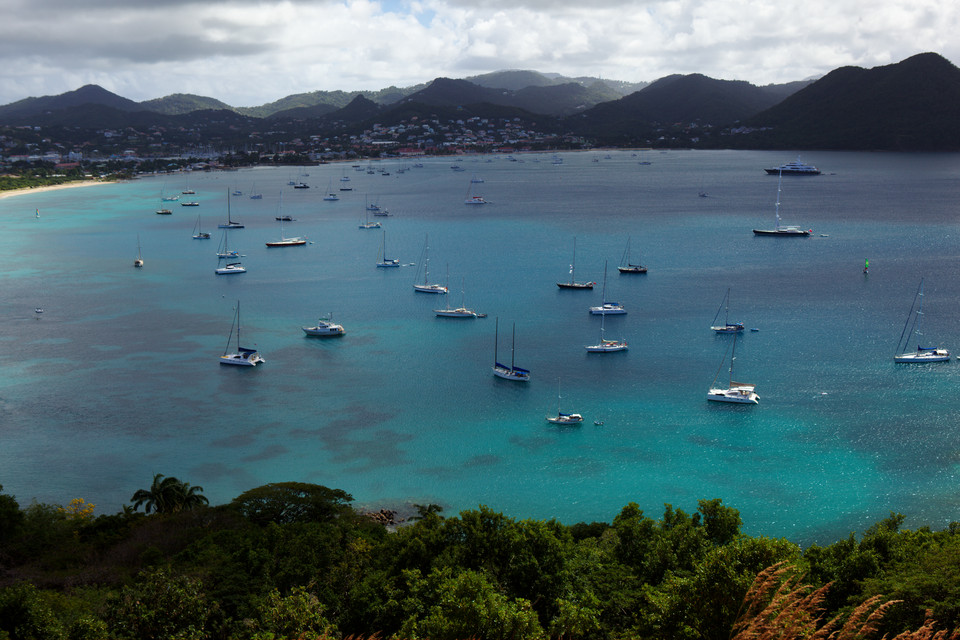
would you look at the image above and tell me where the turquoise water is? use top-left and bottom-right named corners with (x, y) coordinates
top-left (3, 150), bottom-right (960, 545)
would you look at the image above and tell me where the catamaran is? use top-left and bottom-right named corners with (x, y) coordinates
top-left (706, 332), bottom-right (758, 404)
top-left (220, 301), bottom-right (263, 366)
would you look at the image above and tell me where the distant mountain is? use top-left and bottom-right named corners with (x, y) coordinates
top-left (468, 70), bottom-right (647, 97)
top-left (139, 93), bottom-right (234, 115)
top-left (400, 78), bottom-right (510, 107)
top-left (467, 70), bottom-right (559, 90)
top-left (0, 84), bottom-right (141, 121)
top-left (3, 56), bottom-right (960, 151)
top-left (573, 73), bottom-right (803, 143)
top-left (740, 52), bottom-right (960, 150)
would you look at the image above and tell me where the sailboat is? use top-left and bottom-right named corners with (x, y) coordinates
top-left (303, 313), bottom-right (345, 337)
top-left (156, 188), bottom-right (173, 215)
top-left (617, 236), bottom-right (647, 274)
top-left (216, 230), bottom-right (240, 258)
top-left (218, 189), bottom-right (244, 228)
top-left (753, 170), bottom-right (811, 236)
top-left (585, 311), bottom-right (627, 352)
top-left (546, 378), bottom-right (583, 424)
top-left (707, 332), bottom-right (758, 404)
top-left (376, 231), bottom-right (400, 268)
top-left (589, 261), bottom-right (625, 314)
top-left (493, 318), bottom-right (530, 381)
top-left (464, 181), bottom-right (487, 205)
top-left (215, 231), bottom-right (245, 274)
top-left (710, 288), bottom-right (744, 333)
top-left (323, 180), bottom-right (339, 201)
top-left (339, 170), bottom-right (353, 191)
top-left (265, 195), bottom-right (307, 247)
top-left (359, 202), bottom-right (382, 229)
top-left (894, 279), bottom-right (950, 363)
top-left (249, 183), bottom-right (262, 200)
top-left (134, 235), bottom-right (144, 268)
top-left (219, 301), bottom-right (263, 366)
top-left (413, 234), bottom-right (448, 293)
top-left (435, 277), bottom-right (478, 317)
top-left (557, 237), bottom-right (596, 289)
top-left (192, 215), bottom-right (210, 239)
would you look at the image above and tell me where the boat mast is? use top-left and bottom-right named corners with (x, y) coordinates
top-left (570, 237), bottom-right (577, 284)
top-left (510, 323), bottom-right (516, 370)
top-left (774, 170), bottom-right (783, 231)
top-left (224, 302), bottom-right (239, 355)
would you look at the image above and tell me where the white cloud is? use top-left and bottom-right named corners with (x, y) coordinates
top-left (0, 0), bottom-right (956, 106)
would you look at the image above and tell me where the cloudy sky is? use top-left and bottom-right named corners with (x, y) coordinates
top-left (1, 0), bottom-right (956, 107)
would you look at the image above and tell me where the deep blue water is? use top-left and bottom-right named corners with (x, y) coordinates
top-left (3, 150), bottom-right (960, 546)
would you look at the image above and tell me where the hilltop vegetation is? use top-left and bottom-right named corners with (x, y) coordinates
top-left (2, 479), bottom-right (960, 640)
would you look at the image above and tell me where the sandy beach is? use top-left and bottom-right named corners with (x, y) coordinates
top-left (0, 180), bottom-right (115, 200)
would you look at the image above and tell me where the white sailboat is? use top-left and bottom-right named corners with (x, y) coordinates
top-left (215, 231), bottom-right (246, 274)
top-left (589, 261), bottom-right (625, 314)
top-left (323, 180), bottom-right (339, 201)
top-left (218, 189), bottom-right (244, 228)
top-left (134, 234), bottom-right (144, 268)
top-left (710, 288), bottom-right (744, 333)
top-left (617, 236), bottom-right (647, 274)
top-left (359, 201), bottom-right (382, 229)
top-left (894, 279), bottom-right (950, 363)
top-left (376, 231), bottom-right (400, 268)
top-left (557, 237), bottom-right (595, 289)
top-left (493, 318), bottom-right (530, 381)
top-left (585, 311), bottom-right (627, 352)
top-left (265, 195), bottom-right (307, 247)
top-left (464, 181), bottom-right (487, 205)
top-left (707, 332), bottom-right (758, 404)
top-left (435, 277), bottom-right (478, 317)
top-left (303, 313), bottom-right (345, 337)
top-left (192, 215), bottom-right (210, 239)
top-left (753, 170), bottom-right (811, 236)
top-left (413, 234), bottom-right (447, 293)
top-left (546, 378), bottom-right (583, 424)
top-left (216, 230), bottom-right (240, 258)
top-left (219, 301), bottom-right (263, 366)
top-left (156, 187), bottom-right (173, 215)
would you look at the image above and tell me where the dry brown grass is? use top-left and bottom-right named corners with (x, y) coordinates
top-left (730, 563), bottom-right (960, 640)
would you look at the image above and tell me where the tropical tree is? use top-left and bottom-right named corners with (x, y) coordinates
top-left (130, 474), bottom-right (208, 514)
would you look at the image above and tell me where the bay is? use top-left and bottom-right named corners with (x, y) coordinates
top-left (2, 149), bottom-right (960, 546)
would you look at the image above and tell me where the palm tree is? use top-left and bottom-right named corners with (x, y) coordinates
top-left (130, 474), bottom-right (208, 514)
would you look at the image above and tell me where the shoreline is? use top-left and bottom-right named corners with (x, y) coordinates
top-left (0, 180), bottom-right (116, 201)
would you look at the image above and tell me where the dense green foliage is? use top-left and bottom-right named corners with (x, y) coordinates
top-left (1, 479), bottom-right (959, 640)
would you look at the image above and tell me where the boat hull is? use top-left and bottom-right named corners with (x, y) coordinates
top-left (215, 264), bottom-right (246, 275)
top-left (414, 284), bottom-right (447, 294)
top-left (265, 239), bottom-right (307, 247)
top-left (753, 228), bottom-right (810, 236)
top-left (557, 282), bottom-right (595, 289)
top-left (585, 343), bottom-right (627, 352)
top-left (547, 414), bottom-right (583, 424)
top-left (707, 388), bottom-right (759, 404)
top-left (894, 351), bottom-right (950, 363)
top-left (617, 266), bottom-right (647, 274)
top-left (303, 326), bottom-right (344, 337)
top-left (589, 305), bottom-right (626, 315)
top-left (493, 366), bottom-right (530, 381)
top-left (435, 308), bottom-right (477, 318)
top-left (220, 353), bottom-right (263, 366)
